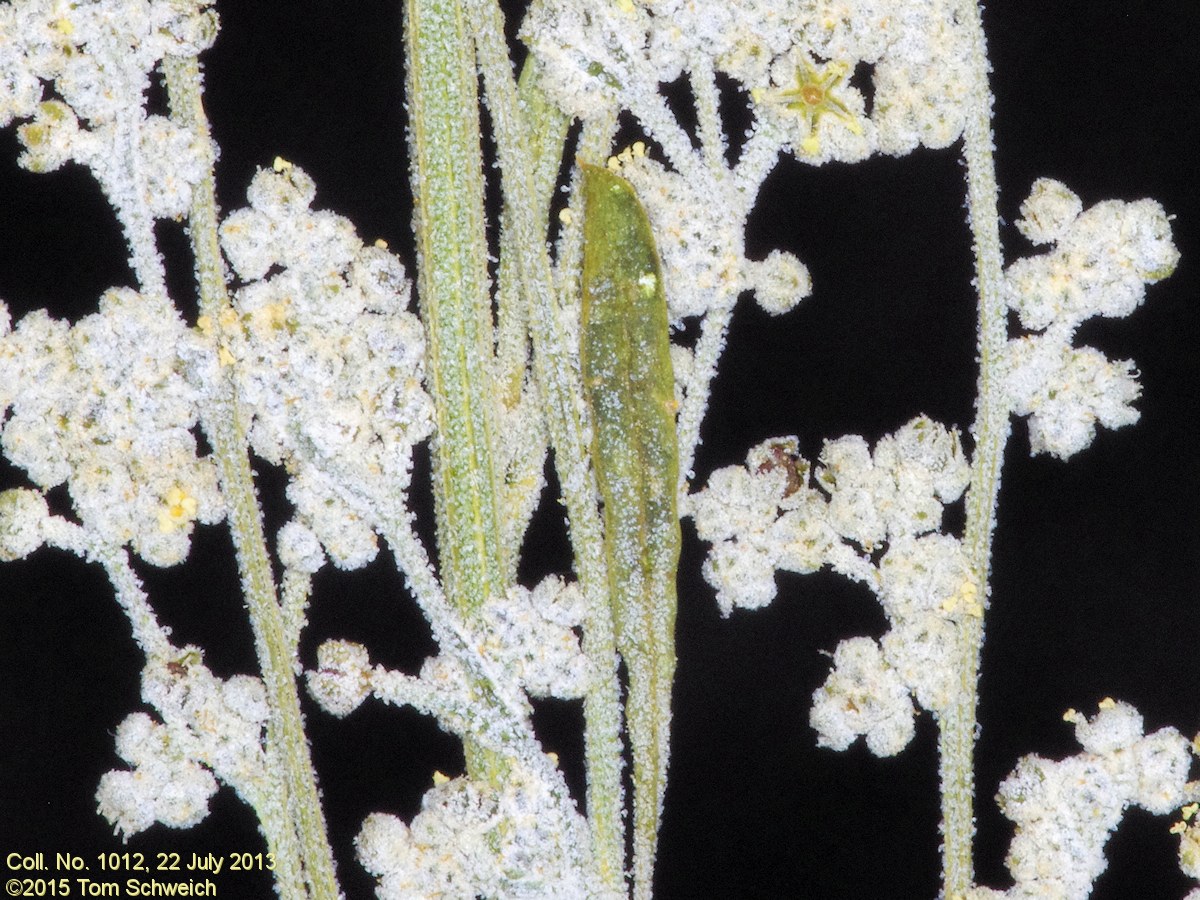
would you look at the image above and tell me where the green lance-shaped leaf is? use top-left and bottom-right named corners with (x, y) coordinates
top-left (580, 162), bottom-right (680, 896)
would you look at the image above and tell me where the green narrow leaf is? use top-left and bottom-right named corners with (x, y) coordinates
top-left (579, 162), bottom-right (680, 897)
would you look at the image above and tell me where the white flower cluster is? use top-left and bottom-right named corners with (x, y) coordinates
top-left (95, 711), bottom-right (218, 839)
top-left (808, 636), bottom-right (915, 756)
top-left (1003, 179), bottom-right (1179, 460)
top-left (527, 0), bottom-right (979, 335)
top-left (356, 765), bottom-right (593, 900)
top-left (968, 700), bottom-right (1196, 899)
top-left (874, 532), bottom-right (974, 712)
top-left (1, 0), bottom-right (215, 213)
top-left (96, 648), bottom-right (270, 840)
top-left (692, 416), bottom-right (969, 613)
top-left (692, 417), bottom-right (974, 753)
top-left (809, 529), bottom-right (974, 754)
top-left (306, 639), bottom-right (373, 718)
top-left (217, 162), bottom-right (435, 570)
top-left (309, 578), bottom-right (588, 720)
top-left (692, 435), bottom-right (827, 613)
top-left (751, 0), bottom-right (975, 164)
top-left (0, 291), bottom-right (223, 566)
top-left (522, 0), bottom-right (974, 164)
top-left (475, 578), bottom-right (592, 700)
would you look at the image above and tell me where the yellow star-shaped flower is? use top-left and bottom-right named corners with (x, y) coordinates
top-left (776, 57), bottom-right (864, 155)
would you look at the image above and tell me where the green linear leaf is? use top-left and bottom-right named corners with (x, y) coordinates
top-left (580, 162), bottom-right (680, 899)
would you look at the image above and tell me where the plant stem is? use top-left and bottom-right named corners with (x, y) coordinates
top-left (462, 6), bottom-right (628, 889)
top-left (492, 59), bottom-right (571, 407)
top-left (942, 1), bottom-right (1010, 896)
top-left (163, 55), bottom-right (339, 900)
top-left (402, 0), bottom-right (512, 784)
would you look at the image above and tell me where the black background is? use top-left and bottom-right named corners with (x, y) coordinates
top-left (1, 2), bottom-right (1197, 897)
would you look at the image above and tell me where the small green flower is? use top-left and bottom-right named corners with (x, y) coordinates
top-left (770, 56), bottom-right (864, 155)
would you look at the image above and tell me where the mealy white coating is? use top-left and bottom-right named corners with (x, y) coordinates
top-left (218, 163), bottom-right (435, 569)
top-left (0, 291), bottom-right (223, 566)
top-left (966, 701), bottom-right (1197, 899)
top-left (1001, 181), bottom-right (1178, 460)
top-left (693, 417), bottom-right (975, 752)
top-left (356, 762), bottom-right (594, 899)
top-left (96, 648), bottom-right (271, 840)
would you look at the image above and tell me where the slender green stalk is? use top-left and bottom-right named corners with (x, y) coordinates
top-left (163, 56), bottom-right (338, 900)
top-left (110, 109), bottom-right (168, 298)
top-left (941, 2), bottom-right (1010, 896)
top-left (403, 0), bottom-right (512, 784)
top-left (489, 59), bottom-right (570, 572)
top-left (493, 60), bottom-right (572, 405)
